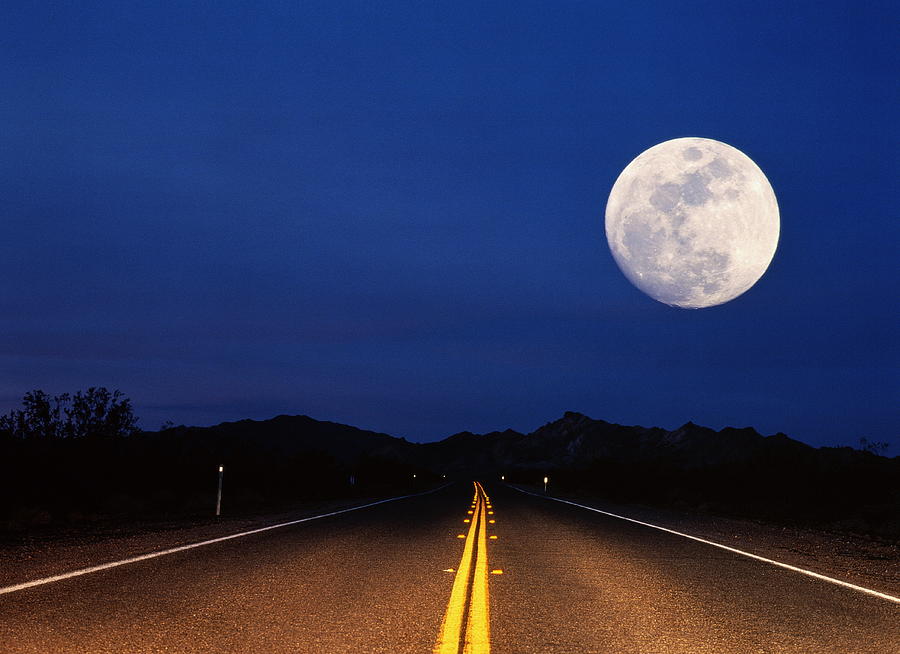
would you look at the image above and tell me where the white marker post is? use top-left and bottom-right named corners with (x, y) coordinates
top-left (543, 476), bottom-right (548, 493)
top-left (215, 465), bottom-right (224, 517)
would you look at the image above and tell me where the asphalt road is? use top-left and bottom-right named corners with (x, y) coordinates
top-left (1, 482), bottom-right (897, 653)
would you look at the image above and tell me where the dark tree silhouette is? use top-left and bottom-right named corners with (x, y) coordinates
top-left (0, 390), bottom-right (67, 439)
top-left (0, 387), bottom-right (138, 439)
top-left (66, 387), bottom-right (139, 439)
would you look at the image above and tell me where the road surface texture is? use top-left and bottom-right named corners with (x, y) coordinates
top-left (1, 482), bottom-right (897, 653)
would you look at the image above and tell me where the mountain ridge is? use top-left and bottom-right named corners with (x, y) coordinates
top-left (155, 409), bottom-right (887, 474)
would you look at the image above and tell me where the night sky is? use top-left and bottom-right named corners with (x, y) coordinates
top-left (2, 2), bottom-right (896, 450)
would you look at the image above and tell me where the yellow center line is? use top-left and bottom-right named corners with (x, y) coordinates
top-left (434, 482), bottom-right (493, 654)
top-left (465, 483), bottom-right (490, 654)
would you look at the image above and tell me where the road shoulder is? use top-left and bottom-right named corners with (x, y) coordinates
top-left (0, 493), bottom-right (414, 588)
top-left (512, 485), bottom-right (899, 597)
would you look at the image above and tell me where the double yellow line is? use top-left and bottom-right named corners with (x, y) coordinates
top-left (434, 481), bottom-right (492, 654)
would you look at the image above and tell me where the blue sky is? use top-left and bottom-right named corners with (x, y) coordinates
top-left (1, 2), bottom-right (896, 449)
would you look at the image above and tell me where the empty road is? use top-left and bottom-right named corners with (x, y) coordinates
top-left (1, 482), bottom-right (897, 653)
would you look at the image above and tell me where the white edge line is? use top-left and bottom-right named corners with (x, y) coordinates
top-left (1, 483), bottom-right (452, 597)
top-left (511, 485), bottom-right (900, 605)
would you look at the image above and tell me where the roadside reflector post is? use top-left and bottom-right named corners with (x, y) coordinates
top-left (215, 465), bottom-right (224, 517)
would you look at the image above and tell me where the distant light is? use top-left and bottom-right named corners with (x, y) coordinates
top-left (501, 475), bottom-right (505, 481)
top-left (543, 476), bottom-right (548, 484)
top-left (219, 466), bottom-right (224, 473)
top-left (413, 474), bottom-right (417, 478)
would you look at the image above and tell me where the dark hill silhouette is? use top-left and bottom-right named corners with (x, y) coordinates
top-left (430, 411), bottom-right (895, 537)
top-left (145, 412), bottom-right (899, 537)
top-left (2, 411), bottom-right (896, 538)
top-left (156, 414), bottom-right (418, 465)
top-left (0, 414), bottom-right (431, 533)
top-left (418, 411), bottom-right (816, 473)
top-left (418, 411), bottom-right (897, 537)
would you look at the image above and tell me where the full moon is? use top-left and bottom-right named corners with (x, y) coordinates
top-left (605, 137), bottom-right (779, 308)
